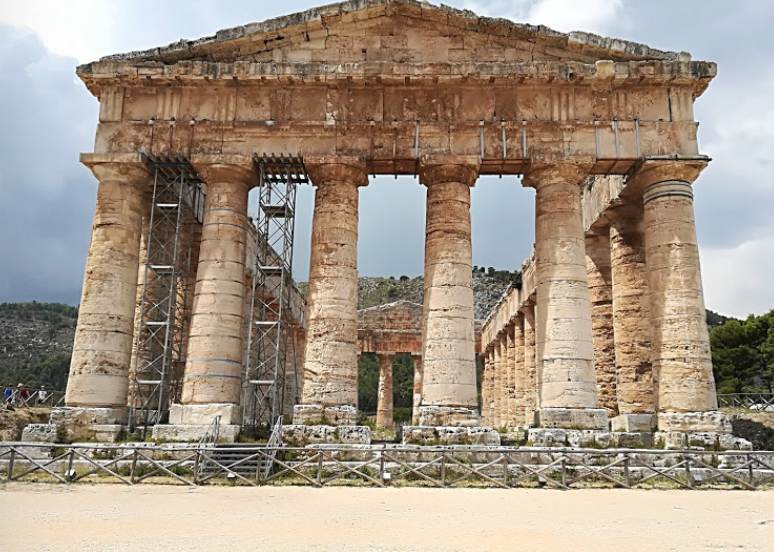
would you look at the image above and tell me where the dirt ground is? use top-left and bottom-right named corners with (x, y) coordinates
top-left (1, 483), bottom-right (772, 551)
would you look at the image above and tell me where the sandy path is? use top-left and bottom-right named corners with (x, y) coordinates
top-left (1, 483), bottom-right (772, 551)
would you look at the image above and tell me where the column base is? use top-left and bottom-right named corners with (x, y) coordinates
top-left (292, 404), bottom-right (358, 426)
top-left (148, 403), bottom-right (242, 443)
top-left (536, 407), bottom-right (608, 430)
top-left (49, 406), bottom-right (127, 442)
top-left (281, 425), bottom-right (371, 446)
top-left (611, 413), bottom-right (656, 432)
top-left (417, 406), bottom-right (480, 427)
top-left (402, 426), bottom-right (500, 446)
top-left (168, 403), bottom-right (241, 425)
top-left (657, 411), bottom-right (732, 432)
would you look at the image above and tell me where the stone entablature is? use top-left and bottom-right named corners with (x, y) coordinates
top-left (78, 1), bottom-right (712, 171)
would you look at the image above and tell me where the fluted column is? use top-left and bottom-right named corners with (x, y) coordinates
top-left (64, 158), bottom-right (151, 415)
top-left (418, 155), bottom-right (480, 426)
top-left (411, 355), bottom-right (424, 425)
top-left (294, 156), bottom-right (368, 426)
top-left (524, 162), bottom-right (607, 429)
top-left (522, 303), bottom-right (537, 426)
top-left (638, 161), bottom-right (726, 432)
top-left (609, 206), bottom-right (656, 432)
top-left (585, 232), bottom-right (617, 415)
top-left (174, 159), bottom-right (253, 427)
top-left (376, 354), bottom-right (394, 429)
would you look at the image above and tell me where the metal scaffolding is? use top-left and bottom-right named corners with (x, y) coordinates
top-left (242, 154), bottom-right (307, 432)
top-left (130, 154), bottom-right (205, 433)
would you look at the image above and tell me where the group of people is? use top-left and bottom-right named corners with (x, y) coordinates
top-left (2, 384), bottom-right (50, 408)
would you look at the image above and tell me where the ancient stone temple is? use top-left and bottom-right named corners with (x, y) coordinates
top-left (52, 0), bottom-right (737, 447)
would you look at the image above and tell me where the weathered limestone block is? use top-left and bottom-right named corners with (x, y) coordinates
top-left (585, 232), bottom-right (617, 414)
top-left (167, 403), bottom-right (241, 425)
top-left (654, 431), bottom-right (752, 451)
top-left (418, 156), bottom-right (480, 426)
top-left (281, 424), bottom-right (371, 446)
top-left (180, 160), bottom-right (253, 407)
top-left (151, 423), bottom-right (240, 443)
top-left (417, 406), bottom-right (481, 427)
top-left (402, 426), bottom-right (501, 446)
top-left (610, 207), bottom-right (656, 429)
top-left (611, 413), bottom-right (657, 433)
top-left (21, 424), bottom-right (59, 443)
top-left (522, 304), bottom-right (538, 426)
top-left (376, 354), bottom-right (394, 429)
top-left (296, 157), bottom-right (368, 423)
top-left (657, 411), bottom-right (731, 433)
top-left (535, 407), bottom-right (608, 430)
top-left (527, 428), bottom-right (653, 448)
top-left (66, 157), bottom-right (150, 409)
top-left (640, 163), bottom-right (719, 430)
top-left (525, 162), bottom-right (606, 429)
top-left (411, 355), bottom-right (423, 425)
top-left (292, 404), bottom-right (359, 426)
top-left (49, 406), bottom-right (128, 442)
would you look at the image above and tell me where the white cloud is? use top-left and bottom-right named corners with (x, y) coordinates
top-left (701, 236), bottom-right (774, 318)
top-left (462, 0), bottom-right (623, 34)
top-left (526, 0), bottom-right (623, 33)
top-left (0, 0), bottom-right (118, 62)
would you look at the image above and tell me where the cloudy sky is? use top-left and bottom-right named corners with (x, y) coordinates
top-left (0, 0), bottom-right (772, 318)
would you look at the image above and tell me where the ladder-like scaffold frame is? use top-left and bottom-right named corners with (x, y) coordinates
top-left (242, 154), bottom-right (307, 432)
top-left (130, 154), bottom-right (205, 433)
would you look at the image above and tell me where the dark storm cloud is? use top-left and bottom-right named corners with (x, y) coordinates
top-left (0, 25), bottom-right (97, 304)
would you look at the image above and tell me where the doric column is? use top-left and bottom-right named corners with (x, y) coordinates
top-left (481, 348), bottom-right (494, 425)
top-left (411, 355), bottom-right (423, 425)
top-left (609, 206), bottom-right (656, 432)
top-left (524, 162), bottom-right (607, 429)
top-left (63, 157), bottom-right (151, 416)
top-left (174, 158), bottom-right (254, 428)
top-left (512, 315), bottom-right (526, 426)
top-left (638, 161), bottom-right (726, 432)
top-left (128, 208), bottom-right (152, 411)
top-left (493, 336), bottom-right (506, 427)
top-left (294, 156), bottom-right (368, 426)
top-left (504, 323), bottom-right (517, 427)
top-left (376, 354), bottom-right (395, 429)
top-left (521, 303), bottom-right (537, 426)
top-left (585, 232), bottom-right (617, 415)
top-left (418, 155), bottom-right (480, 426)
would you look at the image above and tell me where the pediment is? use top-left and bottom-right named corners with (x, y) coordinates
top-left (90, 0), bottom-right (687, 72)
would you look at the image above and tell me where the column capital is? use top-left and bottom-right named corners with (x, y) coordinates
top-left (419, 155), bottom-right (480, 187)
top-left (80, 153), bottom-right (151, 185)
top-left (522, 159), bottom-right (593, 189)
top-left (190, 154), bottom-right (256, 187)
top-left (607, 201), bottom-right (645, 231)
top-left (304, 155), bottom-right (368, 188)
top-left (626, 158), bottom-right (709, 197)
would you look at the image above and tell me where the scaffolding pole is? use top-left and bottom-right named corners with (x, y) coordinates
top-left (130, 154), bottom-right (205, 434)
top-left (242, 154), bottom-right (307, 433)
